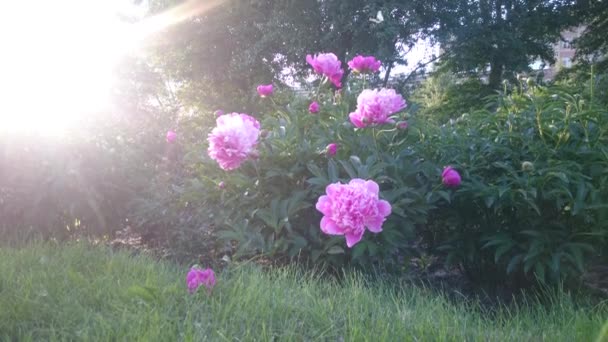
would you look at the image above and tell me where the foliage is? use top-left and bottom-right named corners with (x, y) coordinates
top-left (420, 83), bottom-right (608, 284)
top-left (574, 0), bottom-right (608, 72)
top-left (411, 72), bottom-right (495, 123)
top-left (145, 0), bottom-right (435, 108)
top-left (133, 79), bottom-right (432, 270)
top-left (1, 243), bottom-right (607, 341)
top-left (431, 0), bottom-right (580, 87)
top-left (554, 63), bottom-right (608, 107)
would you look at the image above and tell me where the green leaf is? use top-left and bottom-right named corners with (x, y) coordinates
top-left (572, 181), bottom-right (587, 215)
top-left (307, 163), bottom-right (326, 179)
top-left (351, 244), bottom-right (366, 260)
top-left (498, 186), bottom-right (510, 198)
top-left (507, 254), bottom-right (524, 274)
top-left (367, 243), bottom-right (379, 257)
top-left (484, 196), bottom-right (495, 208)
top-left (339, 160), bottom-right (357, 179)
top-left (566, 245), bottom-right (585, 273)
top-left (327, 160), bottom-right (339, 182)
top-left (327, 245), bottom-right (345, 255)
top-left (494, 242), bottom-right (515, 263)
top-left (437, 191), bottom-right (451, 203)
top-left (349, 155), bottom-right (362, 168)
top-left (534, 263), bottom-right (546, 283)
top-left (547, 172), bottom-right (569, 183)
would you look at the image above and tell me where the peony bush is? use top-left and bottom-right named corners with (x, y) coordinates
top-left (141, 51), bottom-right (440, 269)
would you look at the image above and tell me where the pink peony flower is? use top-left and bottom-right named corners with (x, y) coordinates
top-left (326, 143), bottom-right (338, 157)
top-left (207, 113), bottom-right (261, 171)
top-left (396, 121), bottom-right (409, 130)
top-left (347, 55), bottom-right (382, 73)
top-left (349, 88), bottom-right (406, 128)
top-left (442, 166), bottom-right (462, 187)
top-left (316, 179), bottom-right (391, 248)
top-left (187, 267), bottom-right (216, 294)
top-left (257, 84), bottom-right (273, 97)
top-left (166, 130), bottom-right (177, 143)
top-left (306, 53), bottom-right (344, 88)
top-left (309, 101), bottom-right (320, 114)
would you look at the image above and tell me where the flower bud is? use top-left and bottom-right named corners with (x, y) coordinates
top-left (522, 161), bottom-right (534, 172)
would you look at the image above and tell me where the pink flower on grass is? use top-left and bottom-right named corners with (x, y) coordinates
top-left (442, 166), bottom-right (462, 187)
top-left (207, 113), bottom-right (260, 171)
top-left (326, 143), bottom-right (338, 157)
top-left (309, 101), bottom-right (320, 113)
top-left (347, 55), bottom-right (382, 73)
top-left (215, 109), bottom-right (224, 117)
top-left (306, 53), bottom-right (344, 88)
top-left (166, 130), bottom-right (177, 143)
top-left (187, 267), bottom-right (216, 294)
top-left (349, 89), bottom-right (406, 128)
top-left (316, 179), bottom-right (391, 248)
top-left (257, 84), bottom-right (273, 97)
top-left (218, 181), bottom-right (225, 189)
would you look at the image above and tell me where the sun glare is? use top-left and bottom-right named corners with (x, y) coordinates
top-left (0, 1), bottom-right (145, 137)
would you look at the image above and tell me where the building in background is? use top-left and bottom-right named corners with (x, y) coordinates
top-left (540, 26), bottom-right (586, 80)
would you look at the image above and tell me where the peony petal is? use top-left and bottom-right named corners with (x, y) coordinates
top-left (349, 112), bottom-right (365, 128)
top-left (442, 166), bottom-right (452, 178)
top-left (345, 230), bottom-right (364, 248)
top-left (364, 180), bottom-right (379, 195)
top-left (348, 178), bottom-right (366, 186)
top-left (315, 195), bottom-right (333, 216)
top-left (377, 200), bottom-right (391, 217)
top-left (366, 215), bottom-right (385, 233)
top-left (320, 216), bottom-right (343, 235)
top-left (326, 183), bottom-right (342, 197)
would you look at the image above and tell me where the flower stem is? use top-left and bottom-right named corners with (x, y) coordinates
top-left (372, 127), bottom-right (380, 161)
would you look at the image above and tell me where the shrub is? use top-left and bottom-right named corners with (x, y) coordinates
top-left (410, 71), bottom-right (495, 124)
top-left (421, 84), bottom-right (608, 284)
top-left (132, 59), bottom-right (435, 270)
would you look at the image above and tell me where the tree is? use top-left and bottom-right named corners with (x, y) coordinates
top-left (575, 0), bottom-right (608, 71)
top-left (143, 0), bottom-right (433, 109)
top-left (432, 0), bottom-right (580, 88)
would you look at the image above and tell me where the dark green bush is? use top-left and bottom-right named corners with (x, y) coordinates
top-left (421, 84), bottom-right (608, 284)
top-left (131, 84), bottom-right (434, 269)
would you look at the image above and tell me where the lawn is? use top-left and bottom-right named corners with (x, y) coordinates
top-left (1, 243), bottom-right (606, 341)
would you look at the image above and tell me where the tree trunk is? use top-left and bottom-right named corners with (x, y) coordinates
top-left (383, 62), bottom-right (393, 87)
top-left (488, 60), bottom-right (503, 89)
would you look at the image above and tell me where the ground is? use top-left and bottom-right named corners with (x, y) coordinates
top-left (1, 242), bottom-right (606, 341)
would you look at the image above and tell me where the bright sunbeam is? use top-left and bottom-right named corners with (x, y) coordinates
top-left (0, 0), bottom-right (225, 138)
top-left (0, 0), bottom-right (145, 137)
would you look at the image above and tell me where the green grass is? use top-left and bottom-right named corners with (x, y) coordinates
top-left (1, 243), bottom-right (607, 341)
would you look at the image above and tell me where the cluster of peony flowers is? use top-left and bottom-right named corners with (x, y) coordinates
top-left (306, 53), bottom-right (344, 88)
top-left (347, 55), bottom-right (381, 74)
top-left (187, 267), bottom-right (216, 294)
top-left (349, 88), bottom-right (407, 128)
top-left (207, 113), bottom-right (261, 171)
top-left (316, 179), bottom-right (392, 248)
top-left (197, 52), bottom-right (461, 252)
